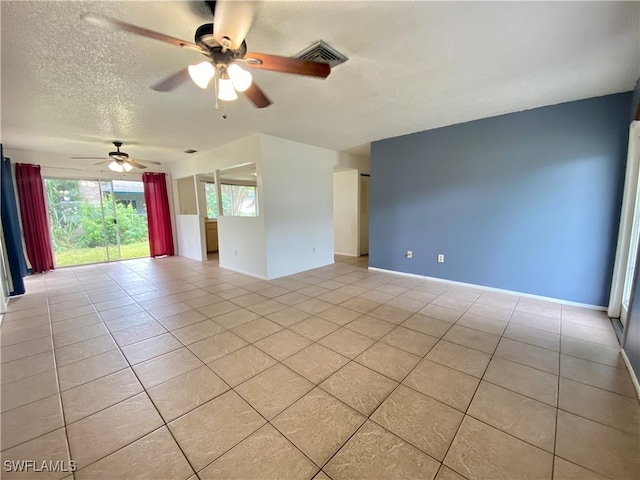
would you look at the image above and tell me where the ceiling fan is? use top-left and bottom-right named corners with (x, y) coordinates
top-left (71, 142), bottom-right (161, 172)
top-left (82, 1), bottom-right (332, 109)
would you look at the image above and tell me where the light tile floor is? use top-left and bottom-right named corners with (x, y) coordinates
top-left (1, 254), bottom-right (639, 479)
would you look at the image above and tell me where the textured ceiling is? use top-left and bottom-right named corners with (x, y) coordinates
top-left (1, 1), bottom-right (639, 164)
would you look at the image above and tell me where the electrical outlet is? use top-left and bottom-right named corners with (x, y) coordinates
top-left (406, 250), bottom-right (413, 259)
top-left (438, 254), bottom-right (445, 263)
top-left (235, 249), bottom-right (238, 256)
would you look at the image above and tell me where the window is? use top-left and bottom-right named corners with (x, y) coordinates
top-left (222, 184), bottom-right (257, 217)
top-left (205, 182), bottom-right (257, 218)
top-left (204, 183), bottom-right (219, 219)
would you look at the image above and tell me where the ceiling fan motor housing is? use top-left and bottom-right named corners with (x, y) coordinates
top-left (195, 23), bottom-right (247, 65)
top-left (109, 141), bottom-right (129, 161)
top-left (195, 23), bottom-right (217, 49)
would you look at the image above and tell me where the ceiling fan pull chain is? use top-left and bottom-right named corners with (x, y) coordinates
top-left (214, 71), bottom-right (220, 111)
top-left (213, 71), bottom-right (228, 118)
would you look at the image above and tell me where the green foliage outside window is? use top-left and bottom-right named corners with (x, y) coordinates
top-left (205, 182), bottom-right (257, 218)
top-left (44, 179), bottom-right (148, 250)
top-left (204, 182), bottom-right (220, 219)
top-left (45, 179), bottom-right (83, 250)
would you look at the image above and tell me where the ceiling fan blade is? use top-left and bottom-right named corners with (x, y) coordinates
top-left (151, 67), bottom-right (191, 92)
top-left (243, 81), bottom-right (272, 109)
top-left (127, 160), bottom-right (148, 169)
top-left (130, 158), bottom-right (162, 165)
top-left (71, 157), bottom-right (109, 160)
top-left (92, 160), bottom-right (113, 166)
top-left (243, 52), bottom-right (330, 78)
top-left (82, 13), bottom-right (204, 53)
top-left (213, 1), bottom-right (257, 51)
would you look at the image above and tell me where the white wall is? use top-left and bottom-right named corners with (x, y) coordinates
top-left (336, 152), bottom-right (370, 174)
top-left (360, 175), bottom-right (370, 255)
top-left (333, 169), bottom-right (360, 256)
top-left (176, 177), bottom-right (197, 214)
top-left (195, 175), bottom-right (209, 217)
top-left (260, 135), bottom-right (335, 278)
top-left (169, 136), bottom-right (261, 179)
top-left (165, 177), bottom-right (179, 258)
top-left (172, 134), bottom-right (336, 279)
top-left (218, 216), bottom-right (267, 278)
top-left (175, 215), bottom-right (207, 261)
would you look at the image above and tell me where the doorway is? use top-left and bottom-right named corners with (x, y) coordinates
top-left (333, 168), bottom-right (369, 257)
top-left (44, 178), bottom-right (150, 267)
top-left (610, 121), bottom-right (640, 332)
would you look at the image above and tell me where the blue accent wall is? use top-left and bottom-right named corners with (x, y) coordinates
top-left (370, 93), bottom-right (632, 306)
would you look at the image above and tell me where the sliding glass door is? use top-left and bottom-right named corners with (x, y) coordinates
top-left (44, 178), bottom-right (149, 267)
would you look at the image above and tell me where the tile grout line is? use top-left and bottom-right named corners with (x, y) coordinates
top-left (62, 264), bottom-right (201, 477)
top-left (322, 295), bottom-right (484, 474)
top-left (69, 259), bottom-right (328, 477)
top-left (92, 261), bottom-right (240, 476)
top-left (431, 296), bottom-right (511, 477)
top-left (60, 267), bottom-right (146, 476)
top-left (48, 278), bottom-right (78, 480)
top-left (199, 288), bottom-right (435, 474)
top-left (552, 304), bottom-right (565, 479)
top-left (312, 294), bottom-right (482, 476)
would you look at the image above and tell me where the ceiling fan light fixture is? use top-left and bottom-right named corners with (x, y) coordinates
top-left (122, 162), bottom-right (133, 172)
top-left (227, 64), bottom-right (252, 92)
top-left (108, 161), bottom-right (124, 173)
top-left (218, 70), bottom-right (238, 101)
top-left (188, 61), bottom-right (215, 89)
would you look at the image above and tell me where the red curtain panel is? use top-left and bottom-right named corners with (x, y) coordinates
top-left (142, 172), bottom-right (175, 257)
top-left (14, 163), bottom-right (55, 273)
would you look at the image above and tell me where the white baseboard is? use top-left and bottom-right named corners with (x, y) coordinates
top-left (334, 252), bottom-right (359, 257)
top-left (621, 349), bottom-right (640, 399)
top-left (218, 264), bottom-right (267, 280)
top-left (367, 267), bottom-right (605, 311)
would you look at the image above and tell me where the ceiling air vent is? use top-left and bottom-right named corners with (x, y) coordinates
top-left (293, 41), bottom-right (348, 69)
